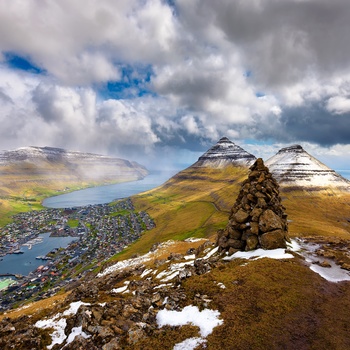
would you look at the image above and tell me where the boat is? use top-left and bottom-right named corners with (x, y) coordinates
top-left (36, 256), bottom-right (52, 261)
top-left (12, 250), bottom-right (24, 254)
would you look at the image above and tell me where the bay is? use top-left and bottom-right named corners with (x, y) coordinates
top-left (0, 232), bottom-right (77, 276)
top-left (43, 170), bottom-right (178, 208)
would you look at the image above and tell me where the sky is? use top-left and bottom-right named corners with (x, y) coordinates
top-left (0, 0), bottom-right (350, 171)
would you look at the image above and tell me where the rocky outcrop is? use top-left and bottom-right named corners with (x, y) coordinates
top-left (217, 158), bottom-right (289, 252)
top-left (266, 145), bottom-right (350, 190)
top-left (193, 137), bottom-right (256, 168)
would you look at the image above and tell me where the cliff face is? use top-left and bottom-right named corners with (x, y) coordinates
top-left (0, 146), bottom-right (148, 186)
top-left (193, 137), bottom-right (256, 168)
top-left (266, 145), bottom-right (350, 190)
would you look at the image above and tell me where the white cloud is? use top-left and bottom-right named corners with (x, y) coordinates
top-left (326, 96), bottom-right (350, 115)
top-left (0, 0), bottom-right (178, 85)
top-left (0, 0), bottom-right (350, 168)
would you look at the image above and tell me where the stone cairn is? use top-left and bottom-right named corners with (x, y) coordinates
top-left (217, 158), bottom-right (289, 253)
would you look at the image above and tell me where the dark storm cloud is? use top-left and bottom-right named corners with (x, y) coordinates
top-left (278, 105), bottom-right (350, 146)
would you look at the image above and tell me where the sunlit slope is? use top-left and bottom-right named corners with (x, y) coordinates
top-left (281, 189), bottom-right (350, 238)
top-left (127, 166), bottom-right (350, 260)
top-left (126, 165), bottom-right (249, 257)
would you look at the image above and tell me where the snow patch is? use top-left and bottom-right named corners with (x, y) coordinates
top-left (35, 301), bottom-right (90, 349)
top-left (35, 318), bottom-right (67, 349)
top-left (97, 240), bottom-right (176, 277)
top-left (141, 268), bottom-right (153, 278)
top-left (156, 305), bottom-right (223, 337)
top-left (201, 246), bottom-right (218, 260)
top-left (184, 254), bottom-right (196, 260)
top-left (173, 337), bottom-right (207, 350)
top-left (295, 239), bottom-right (350, 282)
top-left (66, 326), bottom-right (91, 345)
top-left (217, 282), bottom-right (226, 289)
top-left (223, 248), bottom-right (294, 261)
top-left (111, 281), bottom-right (130, 294)
top-left (161, 270), bottom-right (180, 282)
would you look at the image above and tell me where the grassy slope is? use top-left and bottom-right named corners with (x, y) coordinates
top-left (119, 165), bottom-right (350, 260)
top-left (117, 165), bottom-right (248, 259)
top-left (281, 189), bottom-right (350, 239)
top-left (2, 164), bottom-right (350, 349)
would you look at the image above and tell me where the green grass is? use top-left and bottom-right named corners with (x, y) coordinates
top-left (108, 209), bottom-right (131, 217)
top-left (67, 219), bottom-right (79, 228)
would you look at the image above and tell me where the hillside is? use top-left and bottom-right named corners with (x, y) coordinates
top-left (0, 146), bottom-right (148, 225)
top-left (266, 145), bottom-right (350, 191)
top-left (1, 140), bottom-right (350, 349)
top-left (1, 157), bottom-right (350, 349)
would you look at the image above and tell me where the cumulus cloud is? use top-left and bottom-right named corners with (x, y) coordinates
top-left (0, 0), bottom-right (350, 168)
top-left (0, 0), bottom-right (178, 84)
top-left (326, 96), bottom-right (350, 115)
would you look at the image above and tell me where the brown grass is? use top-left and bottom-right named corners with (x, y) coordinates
top-left (0, 291), bottom-right (70, 321)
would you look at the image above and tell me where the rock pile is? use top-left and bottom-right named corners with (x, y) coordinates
top-left (217, 158), bottom-right (289, 252)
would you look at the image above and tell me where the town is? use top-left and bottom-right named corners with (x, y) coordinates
top-left (0, 198), bottom-right (155, 311)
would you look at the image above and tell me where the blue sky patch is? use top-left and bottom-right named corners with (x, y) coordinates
top-left (4, 52), bottom-right (44, 74)
top-left (99, 64), bottom-right (155, 99)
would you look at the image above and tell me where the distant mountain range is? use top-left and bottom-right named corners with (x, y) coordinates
top-left (194, 138), bottom-right (350, 191)
top-left (0, 146), bottom-right (148, 196)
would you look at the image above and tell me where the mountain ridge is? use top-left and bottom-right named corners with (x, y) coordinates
top-left (266, 144), bottom-right (350, 190)
top-left (193, 137), bottom-right (256, 168)
top-left (0, 145), bottom-right (148, 186)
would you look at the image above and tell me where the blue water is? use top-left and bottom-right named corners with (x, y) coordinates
top-left (0, 232), bottom-right (77, 276)
top-left (43, 170), bottom-right (178, 208)
top-left (0, 170), bottom-right (178, 277)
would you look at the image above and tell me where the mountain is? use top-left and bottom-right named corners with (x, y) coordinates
top-left (193, 137), bottom-right (256, 168)
top-left (266, 145), bottom-right (350, 190)
top-left (0, 146), bottom-right (148, 194)
top-left (2, 152), bottom-right (350, 349)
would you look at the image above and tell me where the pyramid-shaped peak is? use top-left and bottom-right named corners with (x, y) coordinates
top-left (266, 145), bottom-right (350, 190)
top-left (194, 137), bottom-right (256, 168)
top-left (278, 144), bottom-right (304, 153)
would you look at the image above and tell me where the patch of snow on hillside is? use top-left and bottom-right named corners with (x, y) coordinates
top-left (63, 301), bottom-right (90, 316)
top-left (184, 254), bottom-right (196, 260)
top-left (97, 240), bottom-right (176, 277)
top-left (173, 337), bottom-right (207, 350)
top-left (35, 318), bottom-right (67, 350)
top-left (111, 281), bottom-right (130, 294)
top-left (161, 270), bottom-right (180, 282)
top-left (295, 239), bottom-right (350, 282)
top-left (309, 263), bottom-right (350, 283)
top-left (184, 238), bottom-right (206, 243)
top-left (157, 306), bottom-right (222, 336)
top-left (223, 248), bottom-right (294, 261)
top-left (66, 326), bottom-right (91, 345)
top-left (35, 301), bottom-right (90, 349)
top-left (141, 268), bottom-right (153, 277)
top-left (201, 246), bottom-right (218, 260)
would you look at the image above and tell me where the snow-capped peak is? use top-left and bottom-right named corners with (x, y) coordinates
top-left (266, 145), bottom-right (350, 190)
top-left (194, 137), bottom-right (256, 168)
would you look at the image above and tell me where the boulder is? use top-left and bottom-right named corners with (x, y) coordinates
top-left (259, 230), bottom-right (287, 250)
top-left (259, 209), bottom-right (283, 233)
